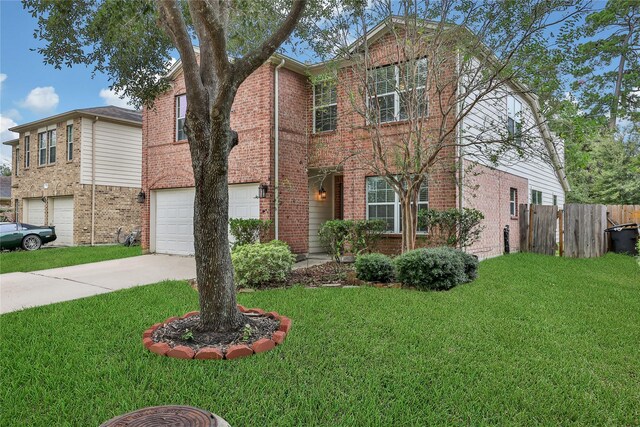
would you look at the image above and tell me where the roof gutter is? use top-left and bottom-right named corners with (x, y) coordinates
top-left (274, 58), bottom-right (285, 240)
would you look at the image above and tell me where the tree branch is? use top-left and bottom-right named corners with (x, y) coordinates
top-left (232, 0), bottom-right (307, 83)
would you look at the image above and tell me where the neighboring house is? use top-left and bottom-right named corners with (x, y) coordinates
top-left (4, 106), bottom-right (142, 246)
top-left (0, 175), bottom-right (11, 208)
top-left (142, 21), bottom-right (565, 259)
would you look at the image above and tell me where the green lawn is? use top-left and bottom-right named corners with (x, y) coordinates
top-left (0, 245), bottom-right (141, 274)
top-left (1, 253), bottom-right (638, 426)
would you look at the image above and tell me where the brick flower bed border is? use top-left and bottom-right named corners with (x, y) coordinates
top-left (142, 305), bottom-right (291, 360)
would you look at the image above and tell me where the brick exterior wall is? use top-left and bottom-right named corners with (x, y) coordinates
top-left (143, 31), bottom-right (541, 258)
top-left (10, 117), bottom-right (141, 245)
top-left (308, 32), bottom-right (459, 253)
top-left (142, 63), bottom-right (310, 254)
top-left (463, 160), bottom-right (528, 259)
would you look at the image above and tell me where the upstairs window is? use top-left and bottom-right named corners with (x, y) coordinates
top-left (38, 132), bottom-right (46, 166)
top-left (510, 188), bottom-right (518, 217)
top-left (531, 189), bottom-right (543, 205)
top-left (66, 124), bottom-right (73, 161)
top-left (15, 148), bottom-right (20, 177)
top-left (369, 58), bottom-right (428, 123)
top-left (24, 135), bottom-right (30, 168)
top-left (47, 129), bottom-right (56, 164)
top-left (507, 95), bottom-right (522, 145)
top-left (176, 94), bottom-right (187, 141)
top-left (313, 81), bottom-right (337, 132)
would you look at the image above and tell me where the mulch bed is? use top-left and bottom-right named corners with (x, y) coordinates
top-left (285, 262), bottom-right (358, 287)
top-left (152, 313), bottom-right (279, 353)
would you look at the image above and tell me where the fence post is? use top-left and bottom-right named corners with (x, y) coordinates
top-left (558, 209), bottom-right (564, 257)
top-left (519, 204), bottom-right (529, 252)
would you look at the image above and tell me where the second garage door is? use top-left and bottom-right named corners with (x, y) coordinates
top-left (50, 197), bottom-right (74, 245)
top-left (24, 198), bottom-right (46, 226)
top-left (154, 184), bottom-right (260, 255)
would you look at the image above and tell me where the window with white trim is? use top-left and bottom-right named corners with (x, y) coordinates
top-left (15, 148), bottom-right (20, 177)
top-left (47, 129), bottom-right (56, 164)
top-left (66, 124), bottom-right (73, 161)
top-left (176, 94), bottom-right (187, 141)
top-left (510, 188), bottom-right (518, 217)
top-left (313, 81), bottom-right (337, 132)
top-left (552, 195), bottom-right (558, 206)
top-left (531, 189), bottom-right (543, 205)
top-left (507, 95), bottom-right (522, 145)
top-left (366, 176), bottom-right (429, 233)
top-left (38, 132), bottom-right (46, 166)
top-left (369, 58), bottom-right (428, 123)
top-left (24, 135), bottom-right (30, 168)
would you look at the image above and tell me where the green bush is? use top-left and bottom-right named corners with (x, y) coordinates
top-left (394, 247), bottom-right (468, 291)
top-left (229, 218), bottom-right (272, 248)
top-left (458, 250), bottom-right (479, 282)
top-left (318, 220), bottom-right (352, 262)
top-left (355, 253), bottom-right (394, 283)
top-left (231, 240), bottom-right (295, 288)
top-left (418, 208), bottom-right (485, 249)
top-left (318, 219), bottom-right (386, 262)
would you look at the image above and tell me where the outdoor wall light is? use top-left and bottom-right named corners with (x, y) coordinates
top-left (136, 191), bottom-right (146, 204)
top-left (258, 183), bottom-right (269, 199)
top-left (319, 186), bottom-right (327, 200)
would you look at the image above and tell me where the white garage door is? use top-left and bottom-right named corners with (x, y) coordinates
top-left (24, 198), bottom-right (45, 226)
top-left (154, 184), bottom-right (260, 255)
top-left (50, 197), bottom-right (74, 245)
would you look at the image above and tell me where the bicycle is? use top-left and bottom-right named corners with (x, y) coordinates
top-left (116, 227), bottom-right (141, 246)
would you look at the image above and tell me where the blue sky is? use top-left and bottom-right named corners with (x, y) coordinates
top-left (0, 0), bottom-right (133, 164)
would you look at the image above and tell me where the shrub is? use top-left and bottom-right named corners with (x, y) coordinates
top-left (355, 253), bottom-right (394, 283)
top-left (350, 220), bottom-right (386, 254)
top-left (229, 218), bottom-right (272, 248)
top-left (394, 247), bottom-right (468, 291)
top-left (458, 250), bottom-right (479, 282)
top-left (318, 219), bottom-right (386, 262)
top-left (418, 208), bottom-right (485, 249)
top-left (318, 220), bottom-right (352, 262)
top-left (231, 240), bottom-right (295, 288)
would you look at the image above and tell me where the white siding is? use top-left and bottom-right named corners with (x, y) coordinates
top-left (308, 174), bottom-right (333, 253)
top-left (80, 118), bottom-right (142, 188)
top-left (460, 62), bottom-right (565, 206)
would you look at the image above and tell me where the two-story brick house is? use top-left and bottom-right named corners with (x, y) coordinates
top-left (142, 22), bottom-right (565, 259)
top-left (5, 106), bottom-right (142, 245)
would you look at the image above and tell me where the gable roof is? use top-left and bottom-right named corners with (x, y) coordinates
top-left (0, 176), bottom-right (11, 199)
top-left (8, 106), bottom-right (142, 133)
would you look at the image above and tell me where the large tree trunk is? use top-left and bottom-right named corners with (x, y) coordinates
top-left (190, 115), bottom-right (244, 333)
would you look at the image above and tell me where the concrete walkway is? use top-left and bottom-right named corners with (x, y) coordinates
top-left (0, 253), bottom-right (332, 314)
top-left (0, 254), bottom-right (196, 314)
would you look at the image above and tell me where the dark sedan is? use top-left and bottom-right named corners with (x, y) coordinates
top-left (0, 222), bottom-right (57, 251)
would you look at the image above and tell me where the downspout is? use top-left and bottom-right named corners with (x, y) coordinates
top-left (91, 116), bottom-right (98, 246)
top-left (456, 51), bottom-right (466, 252)
top-left (274, 58), bottom-right (285, 240)
top-left (456, 50), bottom-right (464, 214)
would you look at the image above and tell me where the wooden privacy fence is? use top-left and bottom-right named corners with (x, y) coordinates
top-left (519, 203), bottom-right (637, 258)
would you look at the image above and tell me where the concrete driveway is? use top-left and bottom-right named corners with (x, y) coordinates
top-left (0, 254), bottom-right (196, 314)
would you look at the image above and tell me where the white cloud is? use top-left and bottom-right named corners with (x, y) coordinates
top-left (0, 114), bottom-right (18, 142)
top-left (3, 109), bottom-right (21, 121)
top-left (99, 88), bottom-right (133, 109)
top-left (0, 73), bottom-right (6, 90)
top-left (0, 113), bottom-right (19, 166)
top-left (20, 86), bottom-right (59, 114)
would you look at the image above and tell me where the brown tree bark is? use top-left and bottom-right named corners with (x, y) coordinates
top-left (157, 0), bottom-right (307, 332)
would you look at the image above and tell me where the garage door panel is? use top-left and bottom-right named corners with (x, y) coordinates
top-left (50, 197), bottom-right (74, 246)
top-left (24, 199), bottom-right (45, 226)
top-left (154, 184), bottom-right (259, 255)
